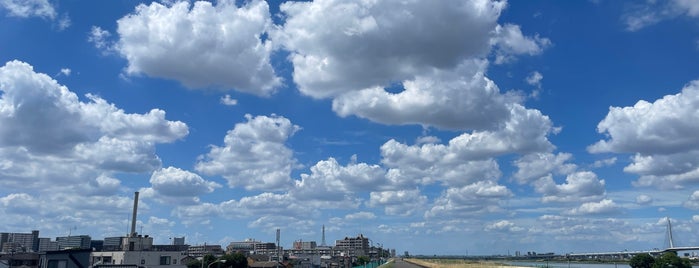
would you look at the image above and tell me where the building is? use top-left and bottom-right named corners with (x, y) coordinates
top-left (40, 249), bottom-right (91, 268)
top-left (172, 237), bottom-right (185, 246)
top-left (38, 238), bottom-right (59, 252)
top-left (102, 237), bottom-right (122, 251)
top-left (119, 236), bottom-right (153, 251)
top-left (186, 245), bottom-right (223, 258)
top-left (90, 250), bottom-right (188, 268)
top-left (226, 240), bottom-right (256, 254)
top-left (292, 241), bottom-right (316, 250)
top-left (225, 239), bottom-right (281, 256)
top-left (56, 236), bottom-right (91, 250)
top-left (0, 231), bottom-right (40, 253)
top-left (0, 253), bottom-right (40, 268)
top-left (334, 235), bottom-right (368, 257)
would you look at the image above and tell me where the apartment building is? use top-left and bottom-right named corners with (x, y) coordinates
top-left (0, 231), bottom-right (39, 253)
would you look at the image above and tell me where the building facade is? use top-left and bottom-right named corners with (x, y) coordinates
top-left (90, 251), bottom-right (188, 268)
top-left (38, 238), bottom-right (59, 252)
top-left (186, 245), bottom-right (223, 258)
top-left (0, 231), bottom-right (39, 253)
top-left (334, 235), bottom-right (368, 257)
top-left (56, 236), bottom-right (91, 250)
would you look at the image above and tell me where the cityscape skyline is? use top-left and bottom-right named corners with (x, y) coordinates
top-left (4, 0), bottom-right (699, 256)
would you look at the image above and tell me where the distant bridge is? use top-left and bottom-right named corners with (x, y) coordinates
top-left (568, 218), bottom-right (699, 259)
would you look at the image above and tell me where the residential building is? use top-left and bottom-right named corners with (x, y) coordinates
top-left (40, 249), bottom-right (91, 268)
top-left (186, 245), bottom-right (223, 258)
top-left (334, 235), bottom-right (368, 257)
top-left (90, 250), bottom-right (188, 268)
top-left (0, 231), bottom-right (39, 253)
top-left (56, 236), bottom-right (91, 250)
top-left (38, 238), bottom-right (59, 252)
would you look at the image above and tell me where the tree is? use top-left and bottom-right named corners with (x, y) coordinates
top-left (221, 253), bottom-right (248, 268)
top-left (187, 254), bottom-right (218, 268)
top-left (630, 254), bottom-right (655, 268)
top-left (355, 256), bottom-right (370, 266)
top-left (652, 252), bottom-right (691, 268)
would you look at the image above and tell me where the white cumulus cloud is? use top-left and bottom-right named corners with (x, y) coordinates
top-left (274, 0), bottom-right (506, 99)
top-left (196, 114), bottom-right (300, 191)
top-left (146, 167), bottom-right (221, 204)
top-left (115, 0), bottom-right (281, 95)
top-left (590, 80), bottom-right (699, 189)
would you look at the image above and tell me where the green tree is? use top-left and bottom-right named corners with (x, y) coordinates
top-left (652, 252), bottom-right (691, 268)
top-left (355, 256), bottom-right (370, 266)
top-left (187, 254), bottom-right (218, 268)
top-left (630, 254), bottom-right (655, 268)
top-left (186, 259), bottom-right (201, 268)
top-left (221, 253), bottom-right (248, 268)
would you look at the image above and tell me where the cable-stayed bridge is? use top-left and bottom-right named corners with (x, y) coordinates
top-left (568, 218), bottom-right (699, 259)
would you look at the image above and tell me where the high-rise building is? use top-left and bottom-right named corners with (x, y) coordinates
top-left (0, 231), bottom-right (39, 252)
top-left (56, 235), bottom-right (91, 250)
top-left (173, 237), bottom-right (185, 245)
top-left (335, 234), bottom-right (369, 257)
top-left (38, 238), bottom-right (59, 252)
top-left (103, 237), bottom-right (123, 251)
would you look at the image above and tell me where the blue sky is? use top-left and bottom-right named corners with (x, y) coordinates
top-left (2, 0), bottom-right (699, 256)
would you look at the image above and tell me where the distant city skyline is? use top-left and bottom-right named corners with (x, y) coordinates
top-left (3, 0), bottom-right (699, 256)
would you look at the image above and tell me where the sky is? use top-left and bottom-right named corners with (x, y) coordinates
top-left (3, 0), bottom-right (699, 256)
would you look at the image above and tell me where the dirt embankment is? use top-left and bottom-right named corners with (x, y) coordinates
top-left (403, 259), bottom-right (530, 268)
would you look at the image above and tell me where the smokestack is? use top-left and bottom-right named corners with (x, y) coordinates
top-left (131, 191), bottom-right (139, 237)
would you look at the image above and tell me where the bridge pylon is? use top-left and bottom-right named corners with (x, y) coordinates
top-left (665, 217), bottom-right (675, 249)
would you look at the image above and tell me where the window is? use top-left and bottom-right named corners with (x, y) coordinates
top-left (159, 256), bottom-right (171, 265)
top-left (173, 259), bottom-right (177, 264)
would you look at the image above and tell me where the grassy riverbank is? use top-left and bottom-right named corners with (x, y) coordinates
top-left (404, 259), bottom-right (527, 268)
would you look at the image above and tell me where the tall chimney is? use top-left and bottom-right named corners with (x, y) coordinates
top-left (130, 191), bottom-right (139, 237)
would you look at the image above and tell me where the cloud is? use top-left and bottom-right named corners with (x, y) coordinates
top-left (534, 171), bottom-right (606, 203)
top-left (490, 24), bottom-right (551, 64)
top-left (292, 157), bottom-right (386, 202)
top-left (332, 60), bottom-right (518, 130)
top-left (513, 152), bottom-right (577, 184)
top-left (0, 60), bottom-right (189, 236)
top-left (88, 26), bottom-right (113, 52)
top-left (56, 68), bottom-right (71, 77)
top-left (592, 157), bottom-right (617, 168)
top-left (684, 191), bottom-right (699, 210)
top-left (636, 194), bottom-right (653, 205)
top-left (426, 180), bottom-right (513, 218)
top-left (526, 71), bottom-right (543, 87)
top-left (622, 0), bottom-right (699, 31)
top-left (144, 167), bottom-right (221, 204)
top-left (381, 140), bottom-right (502, 187)
top-left (590, 80), bottom-right (699, 188)
top-left (0, 60), bottom-right (188, 186)
top-left (0, 0), bottom-right (56, 19)
top-left (368, 189), bottom-right (427, 216)
top-left (195, 114), bottom-right (300, 191)
top-left (220, 94), bottom-right (238, 106)
top-left (485, 220), bottom-right (524, 232)
top-left (565, 199), bottom-right (620, 215)
top-left (345, 211), bottom-right (376, 221)
top-left (274, 0), bottom-right (506, 98)
top-left (273, 0), bottom-right (549, 135)
top-left (115, 0), bottom-right (281, 95)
